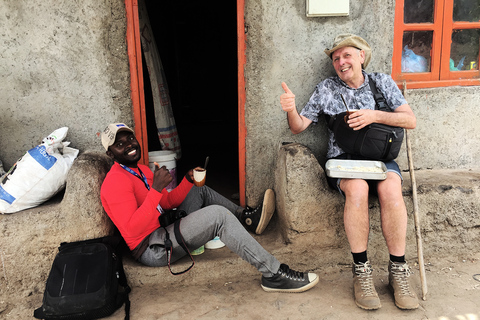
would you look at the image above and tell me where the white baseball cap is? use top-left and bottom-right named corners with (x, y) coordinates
top-left (101, 123), bottom-right (134, 151)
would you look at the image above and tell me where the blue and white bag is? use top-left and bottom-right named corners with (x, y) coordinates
top-left (0, 127), bottom-right (79, 214)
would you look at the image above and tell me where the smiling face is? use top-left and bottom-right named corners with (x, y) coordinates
top-left (331, 46), bottom-right (365, 89)
top-left (106, 131), bottom-right (141, 167)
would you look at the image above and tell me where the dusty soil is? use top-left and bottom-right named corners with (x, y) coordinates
top-left (4, 251), bottom-right (479, 320)
top-left (1, 167), bottom-right (479, 319)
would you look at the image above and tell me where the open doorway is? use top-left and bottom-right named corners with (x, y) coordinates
top-left (142, 0), bottom-right (239, 203)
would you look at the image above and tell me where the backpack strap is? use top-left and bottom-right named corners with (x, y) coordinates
top-left (101, 236), bottom-right (131, 320)
top-left (33, 306), bottom-right (46, 319)
top-left (115, 251), bottom-right (131, 320)
top-left (368, 77), bottom-right (388, 111)
top-left (324, 113), bottom-right (337, 130)
top-left (325, 77), bottom-right (387, 128)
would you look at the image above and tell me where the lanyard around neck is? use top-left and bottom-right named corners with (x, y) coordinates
top-left (120, 164), bottom-right (150, 190)
top-left (120, 164), bottom-right (164, 214)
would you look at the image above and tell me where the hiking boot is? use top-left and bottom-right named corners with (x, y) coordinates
top-left (241, 189), bottom-right (275, 234)
top-left (352, 261), bottom-right (381, 310)
top-left (261, 264), bottom-right (319, 293)
top-left (388, 261), bottom-right (419, 309)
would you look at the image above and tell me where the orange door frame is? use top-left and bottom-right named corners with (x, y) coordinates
top-left (237, 0), bottom-right (247, 207)
top-left (124, 0), bottom-right (247, 207)
top-left (125, 0), bottom-right (148, 164)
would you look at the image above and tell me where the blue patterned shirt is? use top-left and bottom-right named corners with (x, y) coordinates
top-left (300, 71), bottom-right (407, 158)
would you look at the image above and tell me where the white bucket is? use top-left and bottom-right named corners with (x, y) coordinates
top-left (148, 150), bottom-right (177, 191)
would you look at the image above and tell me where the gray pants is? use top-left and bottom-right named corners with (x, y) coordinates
top-left (138, 186), bottom-right (281, 277)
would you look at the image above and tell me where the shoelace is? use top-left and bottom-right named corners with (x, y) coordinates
top-left (279, 265), bottom-right (306, 281)
top-left (245, 205), bottom-right (260, 216)
top-left (390, 262), bottom-right (414, 296)
top-left (354, 263), bottom-right (376, 296)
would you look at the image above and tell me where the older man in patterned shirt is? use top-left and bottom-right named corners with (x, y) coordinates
top-left (279, 34), bottom-right (419, 310)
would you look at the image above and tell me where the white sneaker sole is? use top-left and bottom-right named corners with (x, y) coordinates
top-left (256, 189), bottom-right (275, 234)
top-left (205, 238), bottom-right (226, 250)
top-left (261, 273), bottom-right (319, 293)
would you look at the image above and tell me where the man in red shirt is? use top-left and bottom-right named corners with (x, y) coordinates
top-left (100, 123), bottom-right (319, 292)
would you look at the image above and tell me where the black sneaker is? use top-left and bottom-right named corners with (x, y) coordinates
top-left (261, 264), bottom-right (319, 293)
top-left (241, 189), bottom-right (275, 234)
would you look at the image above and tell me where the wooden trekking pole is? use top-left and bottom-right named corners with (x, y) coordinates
top-left (403, 81), bottom-right (428, 300)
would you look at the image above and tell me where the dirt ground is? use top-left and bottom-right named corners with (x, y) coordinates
top-left (2, 167), bottom-right (480, 320)
top-left (5, 251), bottom-right (479, 320)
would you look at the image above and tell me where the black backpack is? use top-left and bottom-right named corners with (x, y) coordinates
top-left (34, 236), bottom-right (131, 320)
top-left (325, 78), bottom-right (405, 161)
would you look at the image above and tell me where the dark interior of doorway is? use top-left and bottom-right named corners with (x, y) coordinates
top-left (143, 0), bottom-right (239, 203)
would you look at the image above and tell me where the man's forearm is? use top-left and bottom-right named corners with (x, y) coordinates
top-left (287, 110), bottom-right (309, 134)
top-left (376, 105), bottom-right (416, 129)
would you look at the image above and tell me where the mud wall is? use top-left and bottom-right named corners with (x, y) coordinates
top-left (1, 0), bottom-right (479, 205)
top-left (0, 0), bottom-right (132, 169)
top-left (243, 0), bottom-right (480, 203)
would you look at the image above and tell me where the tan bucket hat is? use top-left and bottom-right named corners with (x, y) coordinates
top-left (324, 33), bottom-right (372, 69)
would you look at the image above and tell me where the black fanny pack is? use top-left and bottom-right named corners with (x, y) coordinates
top-left (325, 78), bottom-right (404, 161)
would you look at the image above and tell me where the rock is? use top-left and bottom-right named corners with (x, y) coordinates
top-left (0, 151), bottom-right (114, 300)
top-left (274, 143), bottom-right (344, 247)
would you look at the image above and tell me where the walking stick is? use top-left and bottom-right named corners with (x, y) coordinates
top-left (403, 81), bottom-right (428, 300)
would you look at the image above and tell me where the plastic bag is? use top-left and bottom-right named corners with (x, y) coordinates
top-left (401, 46), bottom-right (428, 73)
top-left (0, 127), bottom-right (79, 214)
top-left (450, 56), bottom-right (466, 71)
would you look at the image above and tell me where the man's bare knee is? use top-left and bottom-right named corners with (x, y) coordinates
top-left (341, 179), bottom-right (369, 198)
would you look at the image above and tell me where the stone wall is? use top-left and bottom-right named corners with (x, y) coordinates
top-left (274, 143), bottom-right (480, 265)
top-left (243, 0), bottom-right (480, 204)
top-left (1, 0), bottom-right (479, 208)
top-left (0, 0), bottom-right (132, 169)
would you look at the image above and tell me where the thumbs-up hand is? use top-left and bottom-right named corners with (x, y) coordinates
top-left (151, 164), bottom-right (173, 192)
top-left (280, 82), bottom-right (296, 113)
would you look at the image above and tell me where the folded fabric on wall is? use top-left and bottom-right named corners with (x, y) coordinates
top-left (0, 127), bottom-right (79, 214)
top-left (138, 0), bottom-right (182, 159)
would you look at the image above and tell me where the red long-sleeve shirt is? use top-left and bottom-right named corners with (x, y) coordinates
top-left (100, 162), bottom-right (193, 251)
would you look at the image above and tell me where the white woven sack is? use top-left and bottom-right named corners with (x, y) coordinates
top-left (0, 127), bottom-right (79, 214)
